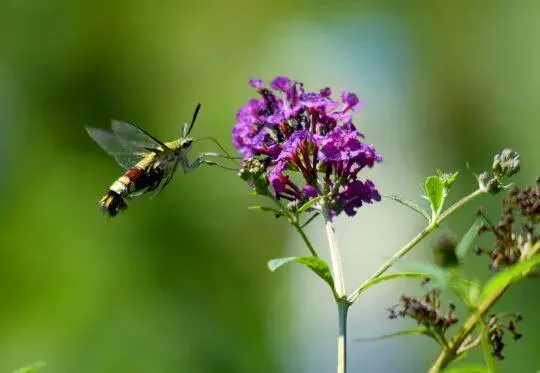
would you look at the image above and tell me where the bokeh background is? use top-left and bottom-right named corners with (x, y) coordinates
top-left (0, 1), bottom-right (538, 372)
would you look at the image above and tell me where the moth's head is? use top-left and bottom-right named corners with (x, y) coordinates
top-left (180, 137), bottom-right (194, 151)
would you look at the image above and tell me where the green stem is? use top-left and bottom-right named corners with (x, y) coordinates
top-left (456, 335), bottom-right (481, 355)
top-left (321, 200), bottom-right (348, 373)
top-left (348, 224), bottom-right (434, 303)
top-left (322, 202), bottom-right (346, 298)
top-left (438, 188), bottom-right (486, 221)
top-left (293, 220), bottom-right (319, 257)
top-left (301, 212), bottom-right (320, 229)
top-left (268, 195), bottom-right (319, 257)
top-left (348, 188), bottom-right (487, 304)
top-left (337, 301), bottom-right (349, 373)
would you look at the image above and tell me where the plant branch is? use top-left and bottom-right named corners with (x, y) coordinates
top-left (337, 301), bottom-right (349, 373)
top-left (348, 224), bottom-right (434, 303)
top-left (301, 212), bottom-right (320, 228)
top-left (455, 335), bottom-right (481, 355)
top-left (268, 195), bottom-right (319, 257)
top-left (292, 220), bottom-right (319, 257)
top-left (349, 188), bottom-right (487, 304)
top-left (428, 242), bottom-right (539, 372)
top-left (438, 188), bottom-right (487, 221)
top-left (321, 201), bottom-right (346, 298)
top-left (321, 200), bottom-right (349, 373)
top-left (427, 281), bottom-right (510, 373)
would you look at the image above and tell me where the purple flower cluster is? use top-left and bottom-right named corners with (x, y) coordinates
top-left (232, 76), bottom-right (382, 216)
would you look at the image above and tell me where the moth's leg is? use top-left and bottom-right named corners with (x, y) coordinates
top-left (196, 152), bottom-right (231, 159)
top-left (203, 152), bottom-right (243, 160)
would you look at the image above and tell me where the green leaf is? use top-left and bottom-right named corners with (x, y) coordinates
top-left (455, 220), bottom-right (483, 259)
top-left (443, 365), bottom-right (489, 373)
top-left (423, 176), bottom-right (445, 217)
top-left (268, 256), bottom-right (334, 289)
top-left (348, 272), bottom-right (429, 303)
top-left (297, 195), bottom-right (323, 214)
top-left (383, 194), bottom-right (430, 221)
top-left (445, 171), bottom-right (460, 188)
top-left (449, 277), bottom-right (482, 308)
top-left (394, 260), bottom-right (450, 289)
top-left (354, 327), bottom-right (437, 343)
top-left (248, 205), bottom-right (283, 216)
top-left (437, 169), bottom-right (460, 189)
top-left (468, 281), bottom-right (482, 306)
top-left (12, 362), bottom-right (46, 373)
top-left (477, 255), bottom-right (540, 306)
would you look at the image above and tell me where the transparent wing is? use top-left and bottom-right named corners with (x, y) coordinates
top-left (86, 127), bottom-right (149, 170)
top-left (111, 120), bottom-right (168, 150)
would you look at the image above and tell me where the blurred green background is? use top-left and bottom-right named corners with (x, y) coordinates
top-left (0, 1), bottom-right (538, 372)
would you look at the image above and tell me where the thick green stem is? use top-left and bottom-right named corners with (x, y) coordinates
top-left (337, 301), bottom-right (349, 373)
top-left (322, 202), bottom-right (346, 298)
top-left (321, 201), bottom-right (348, 373)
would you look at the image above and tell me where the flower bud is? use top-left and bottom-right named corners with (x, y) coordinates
top-left (239, 158), bottom-right (269, 195)
top-left (493, 148), bottom-right (520, 179)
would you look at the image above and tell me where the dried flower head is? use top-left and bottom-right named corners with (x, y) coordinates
top-left (388, 289), bottom-right (458, 338)
top-left (507, 178), bottom-right (540, 224)
top-left (486, 312), bottom-right (523, 360)
top-left (475, 177), bottom-right (540, 269)
top-left (232, 76), bottom-right (382, 216)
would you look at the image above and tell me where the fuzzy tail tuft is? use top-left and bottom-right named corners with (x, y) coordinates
top-left (99, 191), bottom-right (127, 217)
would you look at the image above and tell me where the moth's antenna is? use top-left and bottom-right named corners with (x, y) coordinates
top-left (185, 103), bottom-right (201, 137)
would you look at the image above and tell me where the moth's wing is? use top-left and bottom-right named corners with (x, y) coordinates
top-left (86, 127), bottom-right (149, 170)
top-left (127, 187), bottom-right (150, 198)
top-left (111, 120), bottom-right (168, 150)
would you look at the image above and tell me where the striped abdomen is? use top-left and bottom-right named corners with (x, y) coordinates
top-left (99, 165), bottom-right (164, 217)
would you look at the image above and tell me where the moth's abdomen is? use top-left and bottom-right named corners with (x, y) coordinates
top-left (99, 190), bottom-right (127, 217)
top-left (98, 168), bottom-right (141, 217)
top-left (98, 165), bottom-right (164, 217)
